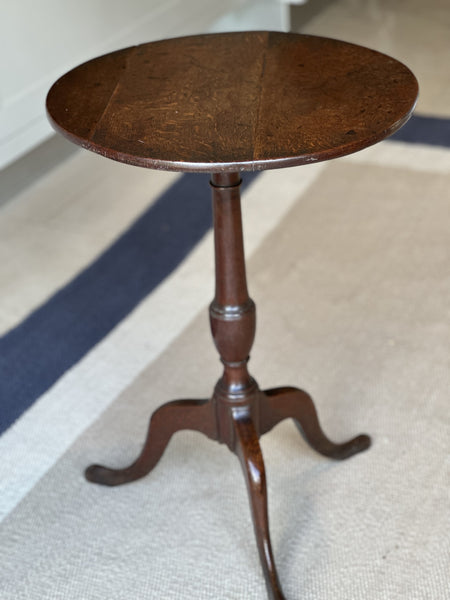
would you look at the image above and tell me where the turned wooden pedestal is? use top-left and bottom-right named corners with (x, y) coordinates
top-left (47, 31), bottom-right (418, 599)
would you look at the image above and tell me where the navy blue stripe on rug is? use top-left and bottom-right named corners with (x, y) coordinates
top-left (390, 114), bottom-right (450, 147)
top-left (0, 171), bottom-right (260, 434)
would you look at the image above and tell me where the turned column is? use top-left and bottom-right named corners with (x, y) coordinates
top-left (209, 173), bottom-right (286, 600)
top-left (209, 172), bottom-right (260, 447)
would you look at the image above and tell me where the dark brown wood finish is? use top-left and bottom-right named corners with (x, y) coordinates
top-left (85, 175), bottom-right (371, 600)
top-left (47, 31), bottom-right (418, 173)
top-left (47, 32), bottom-right (418, 600)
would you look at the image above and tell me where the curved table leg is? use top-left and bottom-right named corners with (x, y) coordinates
top-left (232, 412), bottom-right (287, 600)
top-left (261, 387), bottom-right (371, 460)
top-left (85, 398), bottom-right (217, 486)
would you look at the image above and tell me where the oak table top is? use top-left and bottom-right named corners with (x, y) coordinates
top-left (46, 31), bottom-right (418, 173)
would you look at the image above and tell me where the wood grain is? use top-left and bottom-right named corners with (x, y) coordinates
top-left (46, 31), bottom-right (418, 172)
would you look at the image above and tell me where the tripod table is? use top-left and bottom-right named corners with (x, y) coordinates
top-left (47, 31), bottom-right (418, 600)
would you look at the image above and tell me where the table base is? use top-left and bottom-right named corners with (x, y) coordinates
top-left (85, 172), bottom-right (371, 600)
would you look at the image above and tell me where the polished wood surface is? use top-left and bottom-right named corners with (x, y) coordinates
top-left (47, 31), bottom-right (418, 172)
top-left (85, 175), bottom-right (371, 600)
top-left (48, 32), bottom-right (417, 600)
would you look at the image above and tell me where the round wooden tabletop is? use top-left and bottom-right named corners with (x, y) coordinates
top-left (46, 31), bottom-right (418, 173)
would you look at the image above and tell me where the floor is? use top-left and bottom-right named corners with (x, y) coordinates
top-left (0, 1), bottom-right (449, 599)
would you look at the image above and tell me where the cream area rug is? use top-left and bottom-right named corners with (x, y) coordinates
top-left (0, 127), bottom-right (449, 599)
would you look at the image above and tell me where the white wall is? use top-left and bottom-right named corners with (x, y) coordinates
top-left (0, 0), bottom-right (259, 170)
